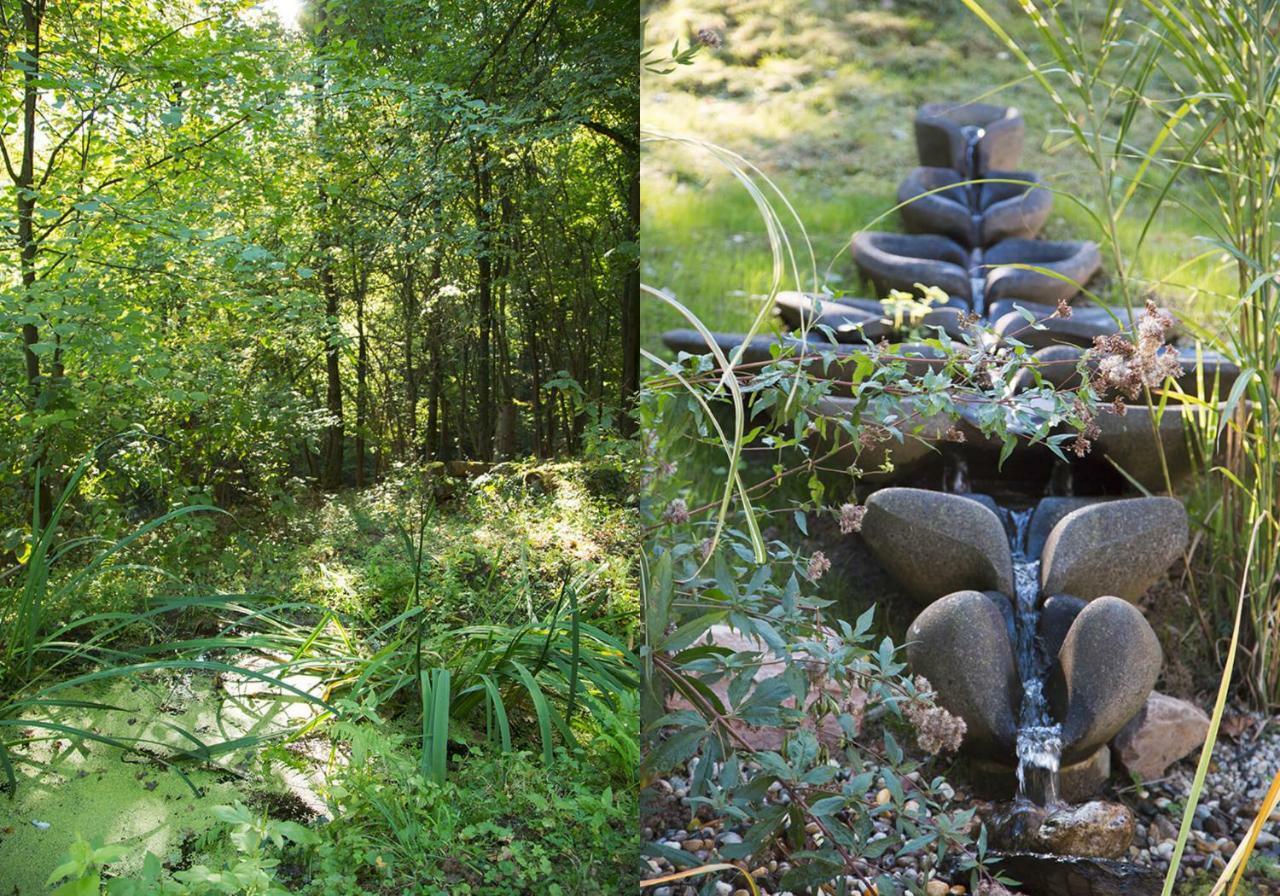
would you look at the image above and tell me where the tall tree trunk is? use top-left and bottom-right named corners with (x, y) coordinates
top-left (471, 145), bottom-right (494, 460)
top-left (354, 267), bottom-right (368, 488)
top-left (16, 0), bottom-right (52, 527)
top-left (401, 264), bottom-right (417, 457)
top-left (315, 2), bottom-right (344, 490)
top-left (620, 160), bottom-right (640, 436)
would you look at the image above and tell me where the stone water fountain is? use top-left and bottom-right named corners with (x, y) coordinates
top-left (658, 101), bottom-right (1233, 892)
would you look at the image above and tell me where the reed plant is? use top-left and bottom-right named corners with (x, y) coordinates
top-left (960, 1), bottom-right (1280, 890)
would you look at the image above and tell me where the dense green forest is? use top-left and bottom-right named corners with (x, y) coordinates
top-left (1, 0), bottom-right (637, 531)
top-left (0, 1), bottom-right (638, 893)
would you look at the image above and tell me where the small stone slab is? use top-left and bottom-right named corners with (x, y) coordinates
top-left (1111, 691), bottom-right (1210, 781)
top-left (968, 745), bottom-right (1110, 803)
top-left (991, 851), bottom-right (1162, 896)
top-left (863, 487), bottom-right (1015, 601)
top-left (1040, 496), bottom-right (1188, 602)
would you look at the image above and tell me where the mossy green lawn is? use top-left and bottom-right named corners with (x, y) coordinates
top-left (641, 0), bottom-right (1234, 349)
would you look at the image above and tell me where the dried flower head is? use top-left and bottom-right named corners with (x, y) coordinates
top-left (664, 498), bottom-right (690, 525)
top-left (695, 26), bottom-right (723, 48)
top-left (1086, 301), bottom-right (1181, 399)
top-left (806, 550), bottom-right (831, 582)
top-left (1054, 297), bottom-right (1072, 319)
top-left (838, 503), bottom-right (867, 534)
top-left (905, 699), bottom-right (967, 754)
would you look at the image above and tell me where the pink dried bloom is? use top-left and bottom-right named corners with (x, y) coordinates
top-left (664, 498), bottom-right (690, 525)
top-left (905, 699), bottom-right (967, 754)
top-left (806, 550), bottom-right (831, 582)
top-left (838, 503), bottom-right (867, 534)
top-left (1054, 297), bottom-right (1072, 319)
top-left (1086, 301), bottom-right (1182, 398)
top-left (695, 27), bottom-right (723, 48)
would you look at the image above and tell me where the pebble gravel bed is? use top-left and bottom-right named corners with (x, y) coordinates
top-left (641, 714), bottom-right (1280, 895)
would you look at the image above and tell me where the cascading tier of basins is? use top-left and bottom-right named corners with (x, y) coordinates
top-left (659, 100), bottom-right (1245, 495)
top-left (859, 488), bottom-right (1188, 805)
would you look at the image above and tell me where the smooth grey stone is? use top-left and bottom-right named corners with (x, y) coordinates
top-left (1038, 594), bottom-right (1088, 662)
top-left (907, 589), bottom-right (1020, 755)
top-left (851, 231), bottom-right (972, 304)
top-left (808, 396), bottom-right (947, 477)
top-left (984, 588), bottom-right (1018, 649)
top-left (1040, 496), bottom-right (1188, 602)
top-left (899, 166), bottom-right (1050, 247)
top-left (774, 291), bottom-right (888, 342)
top-left (1090, 405), bottom-right (1194, 493)
top-left (1048, 596), bottom-right (1163, 764)
top-left (773, 292), bottom-right (969, 343)
top-left (914, 102), bottom-right (1025, 174)
top-left (994, 309), bottom-right (1124, 351)
top-left (1028, 497), bottom-right (1110, 558)
top-left (970, 745), bottom-right (1111, 804)
top-left (863, 487), bottom-right (1014, 602)
top-left (660, 329), bottom-right (865, 396)
top-left (983, 238), bottom-right (1103, 306)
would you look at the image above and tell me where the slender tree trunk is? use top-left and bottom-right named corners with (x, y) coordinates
top-left (355, 268), bottom-right (368, 488)
top-left (471, 145), bottom-right (494, 460)
top-left (16, 0), bottom-right (52, 527)
top-left (401, 264), bottom-right (417, 457)
top-left (620, 160), bottom-right (640, 436)
top-left (315, 3), bottom-right (344, 490)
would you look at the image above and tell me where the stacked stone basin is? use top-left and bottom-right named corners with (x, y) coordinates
top-left (659, 100), bottom-right (1246, 494)
top-left (861, 488), bottom-right (1188, 801)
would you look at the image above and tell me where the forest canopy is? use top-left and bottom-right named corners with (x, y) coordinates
top-left (0, 0), bottom-right (637, 534)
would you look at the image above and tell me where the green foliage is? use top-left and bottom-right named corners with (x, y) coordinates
top-left (305, 734), bottom-right (636, 895)
top-left (45, 803), bottom-right (318, 896)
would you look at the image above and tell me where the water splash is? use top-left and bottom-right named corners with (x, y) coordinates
top-left (999, 504), bottom-right (1063, 805)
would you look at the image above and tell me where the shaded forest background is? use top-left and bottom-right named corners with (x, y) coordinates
top-left (0, 0), bottom-right (637, 540)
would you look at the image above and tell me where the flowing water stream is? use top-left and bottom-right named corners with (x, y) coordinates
top-left (998, 504), bottom-right (1064, 805)
top-left (960, 124), bottom-right (987, 316)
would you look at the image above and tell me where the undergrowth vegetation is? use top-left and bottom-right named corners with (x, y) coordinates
top-left (4, 458), bottom-right (638, 895)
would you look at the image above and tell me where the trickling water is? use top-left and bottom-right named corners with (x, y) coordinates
top-left (998, 505), bottom-right (1063, 806)
top-left (960, 125), bottom-right (988, 316)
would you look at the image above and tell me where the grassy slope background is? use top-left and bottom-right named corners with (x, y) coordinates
top-left (641, 0), bottom-right (1232, 348)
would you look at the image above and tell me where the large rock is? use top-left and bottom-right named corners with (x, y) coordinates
top-left (906, 590), bottom-right (1019, 755)
top-left (664, 625), bottom-right (865, 752)
top-left (1034, 801), bottom-right (1135, 859)
top-left (1091, 405), bottom-right (1194, 492)
top-left (1038, 593), bottom-right (1087, 661)
top-left (1111, 692), bottom-right (1210, 781)
top-left (863, 487), bottom-right (1014, 602)
top-left (1040, 497), bottom-right (1188, 601)
top-left (1027, 498), bottom-right (1109, 559)
top-left (1048, 596), bottom-right (1163, 764)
